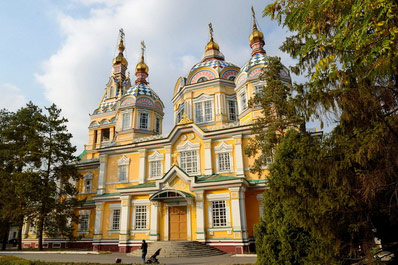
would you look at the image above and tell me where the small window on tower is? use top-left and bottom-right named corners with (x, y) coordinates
top-left (102, 128), bottom-right (110, 142)
top-left (197, 77), bottom-right (208, 83)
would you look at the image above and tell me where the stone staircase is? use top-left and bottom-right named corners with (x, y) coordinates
top-left (127, 241), bottom-right (225, 257)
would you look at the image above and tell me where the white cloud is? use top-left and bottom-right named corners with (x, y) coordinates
top-left (35, 0), bottom-right (294, 153)
top-left (0, 83), bottom-right (27, 111)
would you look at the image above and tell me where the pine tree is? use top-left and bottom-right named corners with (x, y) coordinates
top-left (0, 103), bottom-right (44, 250)
top-left (251, 0), bottom-right (398, 261)
top-left (33, 104), bottom-right (83, 250)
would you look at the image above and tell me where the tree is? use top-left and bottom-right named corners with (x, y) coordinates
top-left (251, 0), bottom-right (398, 262)
top-left (0, 103), bottom-right (44, 250)
top-left (32, 104), bottom-right (82, 250)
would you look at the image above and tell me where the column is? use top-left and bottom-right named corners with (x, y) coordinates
top-left (93, 202), bottom-right (104, 251)
top-left (149, 201), bottom-right (161, 241)
top-left (229, 187), bottom-right (247, 240)
top-left (96, 129), bottom-right (102, 148)
top-left (195, 190), bottom-right (205, 241)
top-left (233, 135), bottom-right (244, 177)
top-left (204, 139), bottom-right (212, 175)
top-left (109, 127), bottom-right (115, 142)
top-left (164, 145), bottom-right (172, 170)
top-left (97, 154), bottom-right (108, 195)
top-left (139, 149), bottom-right (146, 184)
top-left (119, 195), bottom-right (131, 253)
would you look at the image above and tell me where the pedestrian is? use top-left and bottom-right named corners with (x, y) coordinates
top-left (141, 239), bottom-right (148, 264)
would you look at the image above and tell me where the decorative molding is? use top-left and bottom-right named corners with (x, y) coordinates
top-left (214, 142), bottom-right (233, 153)
top-left (206, 193), bottom-right (230, 201)
top-left (177, 140), bottom-right (200, 151)
top-left (83, 172), bottom-right (93, 180)
top-left (118, 155), bottom-right (130, 166)
top-left (148, 151), bottom-right (164, 162)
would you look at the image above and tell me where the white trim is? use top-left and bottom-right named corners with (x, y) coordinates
top-left (78, 210), bottom-right (91, 234)
top-left (176, 140), bottom-right (200, 151)
top-left (138, 110), bottom-right (151, 130)
top-left (118, 155), bottom-right (130, 182)
top-left (83, 172), bottom-right (93, 180)
top-left (148, 151), bottom-right (164, 161)
top-left (206, 193), bottom-right (230, 201)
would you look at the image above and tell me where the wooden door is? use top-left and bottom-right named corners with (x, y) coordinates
top-left (169, 206), bottom-right (187, 240)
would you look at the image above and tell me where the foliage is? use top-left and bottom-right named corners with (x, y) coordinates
top-left (246, 56), bottom-right (304, 174)
top-left (252, 0), bottom-right (398, 262)
top-left (0, 103), bottom-right (83, 251)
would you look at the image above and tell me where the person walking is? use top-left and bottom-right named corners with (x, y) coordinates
top-left (141, 239), bottom-right (148, 264)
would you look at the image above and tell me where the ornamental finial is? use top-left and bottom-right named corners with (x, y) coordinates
top-left (251, 6), bottom-right (258, 31)
top-left (208, 22), bottom-right (214, 41)
top-left (140, 40), bottom-right (146, 60)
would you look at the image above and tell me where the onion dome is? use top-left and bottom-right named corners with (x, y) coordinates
top-left (249, 7), bottom-right (265, 56)
top-left (135, 41), bottom-right (149, 84)
top-left (112, 29), bottom-right (128, 67)
top-left (202, 23), bottom-right (225, 61)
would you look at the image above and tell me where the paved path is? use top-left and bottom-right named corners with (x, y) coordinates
top-left (1, 252), bottom-right (257, 264)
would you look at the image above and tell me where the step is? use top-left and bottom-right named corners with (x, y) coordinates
top-left (127, 241), bottom-right (225, 257)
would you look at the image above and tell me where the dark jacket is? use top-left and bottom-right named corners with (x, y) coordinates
top-left (141, 242), bottom-right (148, 253)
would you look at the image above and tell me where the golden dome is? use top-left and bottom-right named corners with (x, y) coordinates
top-left (249, 28), bottom-right (264, 43)
top-left (113, 54), bottom-right (128, 67)
top-left (205, 39), bottom-right (220, 51)
top-left (136, 61), bottom-right (148, 73)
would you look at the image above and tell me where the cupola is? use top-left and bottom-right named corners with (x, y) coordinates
top-left (112, 29), bottom-right (128, 77)
top-left (135, 41), bottom-right (149, 84)
top-left (249, 7), bottom-right (266, 56)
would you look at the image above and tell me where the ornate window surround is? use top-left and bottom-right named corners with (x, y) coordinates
top-left (206, 193), bottom-right (232, 235)
top-left (177, 141), bottom-right (200, 175)
top-left (121, 109), bottom-right (132, 131)
top-left (148, 151), bottom-right (164, 179)
top-left (78, 209), bottom-right (91, 234)
top-left (193, 94), bottom-right (214, 124)
top-left (82, 172), bottom-right (94, 194)
top-left (138, 110), bottom-right (151, 130)
top-left (117, 155), bottom-right (130, 183)
top-left (108, 204), bottom-right (121, 234)
top-left (130, 199), bottom-right (150, 235)
top-left (214, 142), bottom-right (234, 173)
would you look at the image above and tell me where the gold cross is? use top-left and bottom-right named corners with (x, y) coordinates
top-left (208, 23), bottom-right (213, 40)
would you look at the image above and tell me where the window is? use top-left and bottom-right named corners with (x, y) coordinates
top-left (134, 206), bottom-right (147, 229)
top-left (79, 214), bottom-right (89, 232)
top-left (118, 165), bottom-right (127, 181)
top-left (228, 101), bottom-right (237, 121)
top-left (255, 86), bottom-right (263, 96)
top-left (240, 92), bottom-right (247, 110)
top-left (84, 180), bottom-right (91, 193)
top-left (150, 160), bottom-right (162, 178)
top-left (139, 112), bottom-right (149, 129)
top-left (122, 112), bottom-right (131, 130)
top-left (197, 77), bottom-right (208, 83)
top-left (195, 101), bottom-right (213, 123)
top-left (218, 153), bottom-right (231, 172)
top-left (180, 150), bottom-right (198, 174)
top-left (101, 128), bottom-right (110, 142)
top-left (117, 156), bottom-right (130, 182)
top-left (155, 117), bottom-right (161, 133)
top-left (112, 209), bottom-right (120, 230)
top-left (212, 201), bottom-right (227, 227)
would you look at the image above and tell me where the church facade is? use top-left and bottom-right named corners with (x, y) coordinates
top-left (22, 11), bottom-right (291, 253)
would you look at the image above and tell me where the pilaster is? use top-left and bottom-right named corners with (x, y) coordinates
top-left (97, 154), bottom-right (108, 195)
top-left (93, 202), bottom-right (104, 240)
top-left (119, 195), bottom-right (131, 253)
top-left (229, 187), bottom-right (247, 239)
top-left (204, 139), bottom-right (212, 175)
top-left (233, 135), bottom-right (244, 177)
top-left (195, 190), bottom-right (205, 241)
top-left (149, 201), bottom-right (161, 241)
top-left (139, 149), bottom-right (146, 183)
top-left (165, 145), bottom-right (172, 171)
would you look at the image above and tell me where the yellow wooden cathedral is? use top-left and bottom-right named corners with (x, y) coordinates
top-left (22, 9), bottom-right (291, 253)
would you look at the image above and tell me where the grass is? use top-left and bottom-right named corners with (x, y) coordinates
top-left (0, 255), bottom-right (139, 265)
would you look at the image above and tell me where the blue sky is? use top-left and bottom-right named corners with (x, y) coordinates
top-left (0, 0), bottom-right (317, 153)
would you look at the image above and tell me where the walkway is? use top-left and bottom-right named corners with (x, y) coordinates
top-left (0, 252), bottom-right (257, 264)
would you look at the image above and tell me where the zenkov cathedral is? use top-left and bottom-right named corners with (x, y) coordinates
top-left (22, 9), bottom-right (291, 253)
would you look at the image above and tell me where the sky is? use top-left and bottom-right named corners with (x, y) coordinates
top-left (0, 0), bottom-right (305, 154)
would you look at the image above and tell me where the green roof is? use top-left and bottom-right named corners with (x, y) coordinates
top-left (77, 149), bottom-right (87, 160)
top-left (118, 182), bottom-right (156, 190)
top-left (248, 179), bottom-right (268, 184)
top-left (195, 175), bottom-right (243, 183)
top-left (84, 200), bottom-right (95, 205)
top-left (93, 192), bottom-right (120, 197)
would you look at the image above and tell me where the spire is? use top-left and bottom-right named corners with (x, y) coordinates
top-left (249, 7), bottom-right (265, 56)
top-left (135, 41), bottom-right (149, 84)
top-left (112, 29), bottom-right (128, 77)
top-left (113, 29), bottom-right (128, 67)
top-left (202, 23), bottom-right (224, 61)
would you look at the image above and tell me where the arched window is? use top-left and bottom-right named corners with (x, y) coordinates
top-left (197, 77), bottom-right (208, 83)
top-left (228, 76), bottom-right (236, 81)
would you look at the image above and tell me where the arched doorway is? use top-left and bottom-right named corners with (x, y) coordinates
top-left (150, 190), bottom-right (193, 241)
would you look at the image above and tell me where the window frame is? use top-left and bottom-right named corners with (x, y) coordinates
top-left (117, 155), bottom-right (130, 183)
top-left (177, 141), bottom-right (201, 176)
top-left (228, 100), bottom-right (237, 121)
top-left (131, 199), bottom-right (150, 232)
top-left (121, 111), bottom-right (132, 130)
top-left (206, 193), bottom-right (231, 231)
top-left (194, 100), bottom-right (213, 124)
top-left (148, 151), bottom-right (164, 179)
top-left (139, 111), bottom-right (149, 129)
top-left (214, 142), bottom-right (234, 173)
top-left (78, 210), bottom-right (91, 234)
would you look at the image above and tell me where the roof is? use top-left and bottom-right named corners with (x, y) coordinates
top-left (191, 59), bottom-right (239, 72)
top-left (125, 82), bottom-right (161, 101)
top-left (118, 182), bottom-right (156, 190)
top-left (195, 174), bottom-right (244, 183)
top-left (240, 53), bottom-right (270, 73)
top-left (93, 192), bottom-right (120, 197)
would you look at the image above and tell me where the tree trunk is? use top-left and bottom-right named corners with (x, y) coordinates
top-left (17, 223), bottom-right (23, 250)
top-left (1, 223), bottom-right (9, 250)
top-left (38, 217), bottom-right (44, 251)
